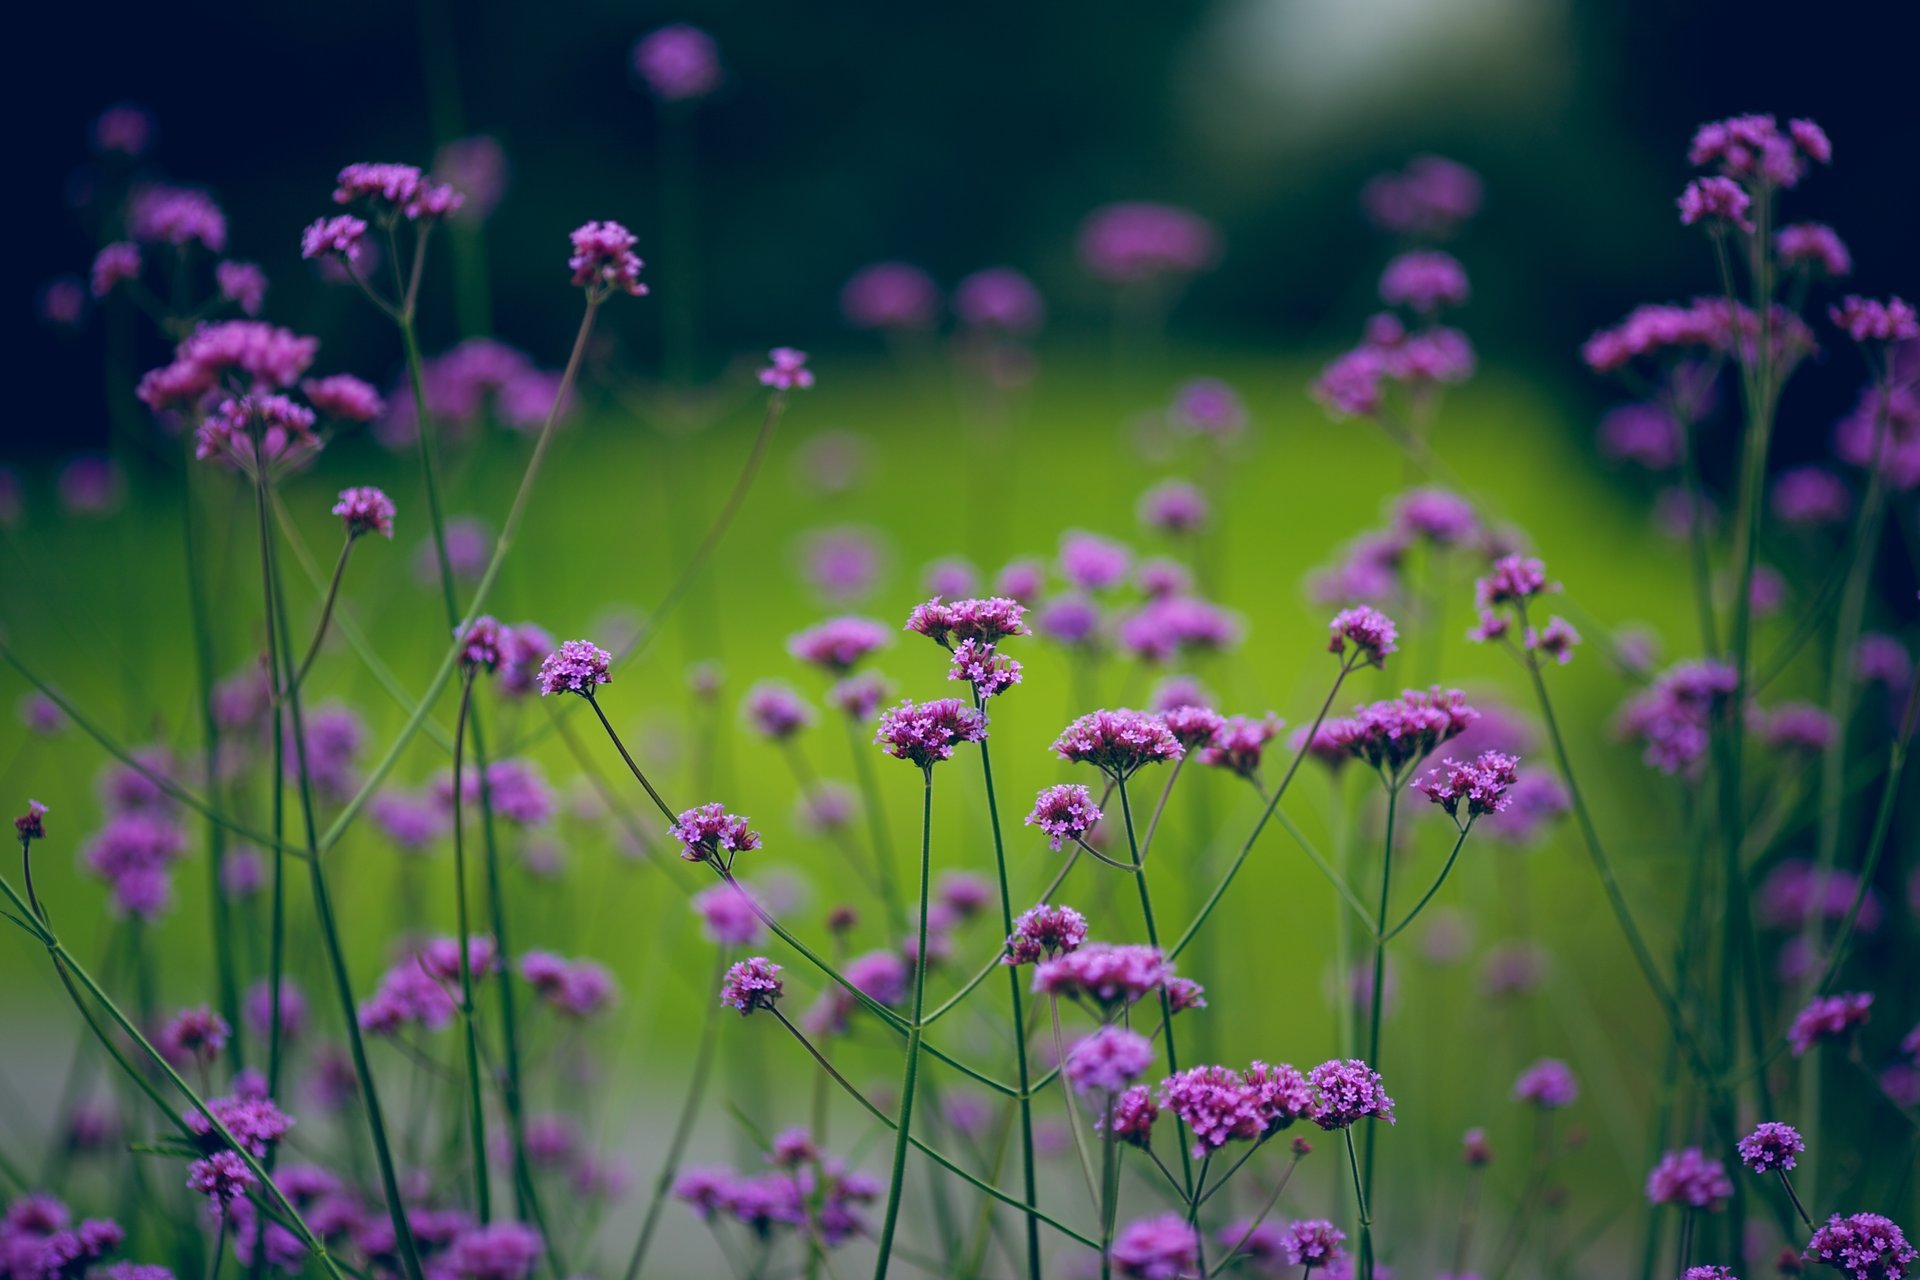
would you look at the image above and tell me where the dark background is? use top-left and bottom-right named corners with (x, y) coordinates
top-left (8, 0), bottom-right (1916, 460)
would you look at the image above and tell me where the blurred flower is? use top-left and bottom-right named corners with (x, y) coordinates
top-left (632, 24), bottom-right (722, 102)
top-left (840, 262), bottom-right (939, 331)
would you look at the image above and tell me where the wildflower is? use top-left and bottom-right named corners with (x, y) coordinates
top-left (433, 136), bottom-right (509, 222)
top-left (445, 1223), bottom-right (543, 1280)
top-left (1116, 595), bottom-right (1243, 661)
top-left (157, 1007), bottom-right (230, 1066)
top-left (288, 704), bottom-right (365, 803)
top-left (924, 558), bottom-right (979, 599)
top-left (995, 558), bottom-right (1047, 602)
top-left (1052, 709), bottom-right (1184, 781)
top-left (1526, 617), bottom-right (1580, 664)
top-left (1308, 1059), bottom-right (1396, 1128)
top-left (90, 244), bottom-right (142, 299)
top-left (1687, 114), bottom-right (1823, 187)
top-left (185, 1092), bottom-right (294, 1158)
top-left (1109, 1213), bottom-right (1202, 1279)
top-left (303, 374), bottom-right (385, 422)
top-left (953, 267), bottom-right (1045, 334)
top-left (631, 23), bottom-right (722, 100)
top-left (1362, 155), bottom-right (1482, 236)
top-left (301, 215), bottom-right (368, 264)
top-left (1066, 1027), bottom-right (1154, 1095)
top-left (1329, 606), bottom-right (1398, 667)
top-left (1324, 688), bottom-right (1478, 779)
top-left (568, 221), bottom-right (647, 298)
top-left (1804, 1212), bottom-right (1917, 1280)
top-left (1159, 1066), bottom-right (1264, 1156)
top-left (497, 623), bottom-right (554, 697)
top-left (947, 638), bottom-right (1022, 700)
top-left (846, 951), bottom-right (910, 1006)
top-left (1032, 944), bottom-right (1171, 1010)
top-left (1599, 404), bottom-right (1684, 470)
top-left (1737, 1122), bottom-right (1804, 1174)
top-left (194, 395), bottom-right (322, 476)
top-left (1830, 296), bottom-right (1919, 345)
top-left (1788, 992), bottom-right (1873, 1056)
top-left (1243, 1062), bottom-right (1314, 1129)
top-left (874, 698), bottom-right (987, 768)
top-left (535, 640), bottom-right (611, 696)
top-left (1392, 488), bottom-right (1480, 546)
top-left (1170, 378), bottom-right (1248, 439)
top-left (520, 952), bottom-right (617, 1018)
top-left (331, 486), bottom-right (395, 540)
top-left (1103, 1087), bottom-right (1159, 1147)
top-left (1078, 202), bottom-right (1220, 285)
top-left (693, 881), bottom-right (766, 947)
top-left (904, 595), bottom-right (1028, 647)
top-left (669, 803), bottom-right (762, 865)
top-left (1005, 903), bottom-right (1089, 964)
top-left (744, 682), bottom-right (814, 740)
top-left (1059, 531), bottom-right (1133, 591)
top-left (1280, 1220), bottom-right (1347, 1270)
top-left (1379, 250), bottom-right (1469, 312)
top-left (1773, 468), bottom-right (1852, 527)
top-left (93, 102), bottom-right (155, 155)
top-left (1137, 558), bottom-right (1193, 599)
top-left (758, 347), bottom-right (814, 391)
top-left (1035, 594), bottom-right (1104, 649)
top-left (1196, 714), bottom-right (1283, 780)
top-left (1855, 635), bottom-right (1913, 689)
top-left (187, 1151), bottom-right (256, 1210)
top-left (333, 162), bottom-right (462, 219)
top-left (129, 185), bottom-right (228, 252)
top-left (243, 979), bottom-right (306, 1044)
top-left (14, 800), bottom-right (47, 842)
top-left (1512, 1058), bottom-right (1578, 1109)
top-left (1412, 750), bottom-right (1520, 821)
top-left (1646, 1148), bottom-right (1733, 1210)
top-left (1777, 223), bottom-right (1852, 277)
top-left (1755, 702), bottom-right (1836, 753)
top-left (827, 673), bottom-right (891, 720)
top-left (1678, 177), bottom-right (1754, 232)
top-left (1615, 660), bottom-right (1739, 775)
top-left (840, 262), bottom-right (940, 330)
top-left (1463, 1128), bottom-right (1493, 1165)
top-left (1138, 479), bottom-right (1209, 534)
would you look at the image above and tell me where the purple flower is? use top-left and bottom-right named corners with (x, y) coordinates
top-left (840, 262), bottom-right (940, 330)
top-left (1788, 992), bottom-right (1873, 1056)
top-left (827, 673), bottom-right (891, 721)
top-left (520, 952), bottom-right (618, 1018)
top-left (1512, 1058), bottom-right (1578, 1109)
top-left (758, 347), bottom-right (814, 391)
top-left (874, 698), bottom-right (987, 768)
top-left (535, 640), bottom-right (611, 696)
top-left (1196, 714), bottom-right (1283, 780)
top-left (304, 374), bottom-right (385, 423)
top-left (1362, 155), bottom-right (1482, 236)
top-left (301, 215), bottom-right (367, 261)
top-left (1646, 1148), bottom-right (1733, 1210)
top-left (1412, 750), bottom-right (1520, 821)
top-left (369, 789), bottom-right (446, 853)
top-left (669, 803), bottom-right (762, 865)
top-left (1245, 1061), bottom-right (1314, 1130)
top-left (1161, 705), bottom-right (1224, 751)
top-left (1104, 1087), bottom-right (1159, 1148)
top-left (1804, 1212), bottom-right (1917, 1280)
top-left (569, 221), bottom-right (647, 298)
top-left (1280, 1220), bottom-right (1347, 1270)
top-left (1737, 1122), bottom-right (1804, 1174)
top-left (129, 185), bottom-right (228, 252)
top-left (1137, 558), bottom-right (1194, 599)
top-left (1032, 944), bottom-right (1170, 1010)
top-left (947, 638), bottom-right (1022, 700)
top-left (187, 1151), bottom-right (256, 1209)
top-left (1379, 250), bottom-right (1469, 312)
top-left (1322, 688), bottom-right (1479, 779)
top-left (1024, 785), bottom-right (1103, 851)
top-left (1065, 1027), bottom-right (1154, 1095)
top-left (185, 1092), bottom-right (294, 1158)
top-left (1773, 467), bottom-right (1853, 527)
top-left (953, 267), bottom-right (1045, 334)
top-left (14, 800), bottom-right (47, 842)
top-left (1599, 404), bottom-right (1684, 470)
top-left (632, 23), bottom-right (722, 101)
top-left (744, 682), bottom-right (814, 740)
top-left (1308, 1058), bottom-right (1395, 1129)
top-left (1616, 660), bottom-right (1740, 776)
top-left (1036, 594), bottom-right (1104, 649)
top-left (333, 162), bottom-right (463, 219)
top-left (1052, 709), bottom-right (1184, 781)
top-left (1160, 1066), bottom-right (1265, 1157)
top-left (1005, 903), bottom-right (1089, 965)
top-left (1755, 702), bottom-right (1836, 753)
top-left (93, 102), bottom-right (155, 155)
top-left (1777, 223), bottom-right (1852, 277)
top-left (1170, 378), bottom-right (1248, 439)
top-left (1109, 1213), bottom-right (1202, 1279)
top-left (243, 979), bottom-right (307, 1044)
top-left (156, 1007), bottom-right (230, 1066)
top-left (1078, 203), bottom-right (1221, 285)
top-left (1678, 177), bottom-right (1754, 232)
top-left (904, 596), bottom-right (1029, 647)
top-left (1392, 488), bottom-right (1480, 546)
top-left (1138, 480), bottom-right (1209, 535)
top-left (332, 487), bottom-right (395, 540)
top-left (433, 136), bottom-right (510, 222)
top-left (1116, 596), bottom-right (1243, 662)
top-left (1831, 296), bottom-right (1919, 345)
top-left (693, 881), bottom-right (766, 947)
top-left (995, 558), bottom-right (1047, 603)
top-left (1329, 606), bottom-right (1398, 667)
top-left (1059, 531), bottom-right (1134, 591)
top-left (445, 1223), bottom-right (542, 1280)
top-left (194, 396), bottom-right (322, 477)
top-left (90, 243), bottom-right (142, 299)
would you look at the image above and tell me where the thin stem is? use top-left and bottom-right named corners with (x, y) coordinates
top-left (1117, 775), bottom-right (1191, 1200)
top-left (587, 694), bottom-right (678, 822)
top-left (846, 713), bottom-right (903, 922)
top-left (1049, 997), bottom-right (1103, 1210)
top-left (1380, 821), bottom-right (1472, 943)
top-left (1778, 1171), bottom-right (1814, 1231)
top-left (1344, 1128), bottom-right (1371, 1280)
top-left (924, 846), bottom-right (1083, 1027)
top-left (1209, 1153), bottom-right (1306, 1277)
top-left (871, 771), bottom-right (935, 1280)
top-left (1098, 1093), bottom-right (1118, 1280)
top-left (623, 951), bottom-right (728, 1280)
top-left (450, 671), bottom-right (491, 1221)
top-left (1358, 784), bottom-right (1398, 1280)
top-left (291, 535), bottom-right (357, 691)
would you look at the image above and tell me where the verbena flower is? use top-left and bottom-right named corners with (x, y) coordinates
top-left (194, 394), bottom-right (322, 476)
top-left (445, 1223), bottom-right (543, 1280)
top-left (1687, 114), bottom-right (1828, 188)
top-left (1322, 688), bottom-right (1478, 779)
top-left (14, 800), bottom-right (47, 842)
top-left (1804, 1212), bottom-right (1917, 1280)
top-left (744, 682), bottom-right (814, 740)
top-left (520, 952), bottom-right (617, 1018)
top-left (669, 803), bottom-right (762, 865)
top-left (1527, 616), bottom-right (1581, 664)
top-left (301, 215), bottom-right (367, 262)
top-left (1615, 660), bottom-right (1740, 776)
top-left (719, 959), bottom-right (782, 1015)
top-left (1103, 1087), bottom-right (1159, 1148)
top-left (92, 102), bottom-right (155, 155)
top-left (1138, 479), bottom-right (1209, 534)
top-left (1279, 1219), bottom-right (1346, 1269)
top-left (874, 698), bottom-right (987, 768)
top-left (1737, 1122), bottom-right (1804, 1174)
top-left (758, 347), bottom-right (814, 391)
top-left (156, 1007), bottom-right (230, 1066)
top-left (568, 221), bottom-right (647, 298)
top-left (1035, 594), bottom-right (1104, 649)
top-left (953, 268), bottom-right (1045, 335)
top-left (303, 375), bottom-right (385, 423)
top-left (840, 262), bottom-right (940, 330)
top-left (1078, 203), bottom-right (1220, 285)
top-left (1412, 750), bottom-right (1520, 821)
top-left (1136, 558), bottom-right (1194, 600)
top-left (827, 673), bottom-right (891, 721)
top-left (1362, 155), bottom-right (1482, 237)
top-left (1109, 1213), bottom-right (1201, 1280)
top-left (693, 882), bottom-right (767, 947)
top-left (130, 185), bottom-right (228, 252)
top-left (1159, 1066), bottom-right (1264, 1157)
top-left (1512, 1058), bottom-right (1578, 1109)
top-left (1677, 176), bottom-right (1754, 233)
top-left (1052, 709), bottom-right (1183, 781)
top-left (1005, 903), bottom-right (1089, 964)
top-left (535, 640), bottom-right (611, 697)
top-left (1788, 992), bottom-right (1873, 1056)
top-left (1308, 1059), bottom-right (1396, 1129)
top-left (1830, 296), bottom-right (1919, 345)
top-left (947, 638), bottom-right (1022, 700)
top-left (904, 596), bottom-right (1029, 647)
top-left (1329, 606), bottom-right (1398, 667)
top-left (90, 243), bottom-right (142, 299)
top-left (1065, 1027), bottom-right (1154, 1095)
top-left (631, 23), bottom-right (722, 101)
top-left (1646, 1148), bottom-right (1733, 1210)
top-left (1116, 596), bottom-right (1242, 662)
top-left (1195, 714), bottom-right (1283, 780)
top-left (186, 1151), bottom-right (256, 1210)
top-left (1059, 531), bottom-right (1133, 592)
top-left (1161, 705), bottom-right (1225, 751)
top-left (1772, 467), bottom-right (1853, 527)
top-left (1032, 944), bottom-right (1171, 1011)
top-left (1379, 250), bottom-right (1469, 312)
top-left (1169, 378), bottom-right (1247, 439)
top-left (1777, 223), bottom-right (1852, 277)
top-left (332, 162), bottom-right (462, 221)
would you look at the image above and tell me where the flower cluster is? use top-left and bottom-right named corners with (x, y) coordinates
top-left (567, 221), bottom-right (647, 298)
top-left (1077, 203), bottom-right (1220, 285)
top-left (904, 596), bottom-right (1029, 647)
top-left (1787, 992), bottom-right (1873, 1057)
top-left (1051, 709), bottom-right (1184, 781)
top-left (1004, 903), bottom-right (1089, 964)
top-left (1804, 1212), bottom-right (1918, 1280)
top-left (1319, 688), bottom-right (1478, 780)
top-left (333, 162), bottom-right (464, 219)
top-left (520, 952), bottom-right (617, 1018)
top-left (1412, 750), bottom-right (1520, 823)
top-left (1065, 1027), bottom-right (1155, 1095)
top-left (1615, 660), bottom-right (1740, 776)
top-left (1646, 1147), bottom-right (1733, 1210)
top-left (1329, 605), bottom-right (1398, 667)
top-left (1511, 1058), bottom-right (1578, 1109)
top-left (1032, 944), bottom-right (1171, 1010)
top-left (669, 803), bottom-right (762, 866)
top-left (719, 958), bottom-right (784, 1015)
top-left (789, 617), bottom-right (889, 673)
top-left (874, 698), bottom-right (988, 768)
top-left (1736, 1122), bottom-right (1804, 1173)
top-left (1195, 714), bottom-right (1283, 780)
top-left (535, 640), bottom-right (611, 696)
top-left (757, 347), bottom-right (814, 391)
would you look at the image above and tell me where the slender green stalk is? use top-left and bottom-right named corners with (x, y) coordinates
top-left (1358, 784), bottom-right (1399, 1280)
top-left (1380, 821), bottom-right (1472, 943)
top-left (290, 535), bottom-right (357, 691)
top-left (871, 770), bottom-right (937, 1280)
top-left (449, 672), bottom-right (491, 1220)
top-left (1098, 1094), bottom-right (1118, 1280)
top-left (846, 712), bottom-right (903, 922)
top-left (1208, 1152), bottom-right (1306, 1277)
top-left (622, 951), bottom-right (728, 1280)
top-left (925, 847), bottom-right (1083, 1027)
top-left (1814, 672), bottom-right (1920, 992)
top-left (1344, 1128), bottom-right (1372, 1280)
top-left (1117, 775), bottom-right (1190, 1200)
top-left (974, 720), bottom-right (1042, 1280)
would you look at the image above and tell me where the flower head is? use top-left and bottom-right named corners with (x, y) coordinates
top-left (1678, 177), bottom-right (1754, 232)
top-left (1051, 709), bottom-right (1183, 781)
top-left (874, 698), bottom-right (987, 768)
top-left (1646, 1148), bottom-right (1733, 1210)
top-left (719, 958), bottom-right (783, 1015)
top-left (1005, 903), bottom-right (1089, 965)
top-left (1195, 714), bottom-right (1284, 780)
top-left (669, 803), bottom-right (762, 865)
top-left (1138, 480), bottom-right (1210, 535)
top-left (1170, 378), bottom-right (1248, 439)
top-left (744, 682), bottom-right (814, 740)
top-left (1362, 155), bottom-right (1482, 236)
top-left (303, 374), bottom-right (385, 422)
top-left (535, 640), bottom-right (611, 697)
top-left (15, 800), bottom-right (47, 842)
top-left (1065, 1027), bottom-right (1154, 1095)
top-left (905, 596), bottom-right (1029, 647)
top-left (632, 24), bottom-right (721, 100)
top-left (1079, 203), bottom-right (1220, 285)
top-left (1024, 785), bottom-right (1103, 851)
top-left (1788, 992), bottom-right (1873, 1056)
top-left (954, 267), bottom-right (1045, 334)
top-left (1830, 297), bottom-right (1919, 345)
top-left (1104, 1087), bottom-right (1159, 1148)
top-left (947, 638), bottom-right (1022, 700)
top-left (333, 487), bottom-right (395, 539)
top-left (840, 263), bottom-right (940, 330)
top-left (1329, 606), bottom-right (1398, 667)
top-left (1323, 688), bottom-right (1478, 779)
top-left (1110, 1213), bottom-right (1202, 1280)
top-left (1159, 1066), bottom-right (1264, 1157)
top-left (1279, 1220), bottom-right (1347, 1270)
top-left (1308, 1059), bottom-right (1396, 1128)
top-left (1777, 223), bottom-right (1852, 277)
top-left (90, 243), bottom-right (142, 299)
top-left (1032, 944), bottom-right (1171, 1011)
top-left (758, 347), bottom-right (814, 391)
top-left (333, 163), bottom-right (463, 219)
top-left (301, 215), bottom-right (367, 261)
top-left (1413, 750), bottom-right (1520, 822)
top-left (1379, 250), bottom-right (1469, 312)
top-left (568, 222), bottom-right (647, 298)
top-left (1737, 1122), bottom-right (1805, 1174)
top-left (1512, 1058), bottom-right (1578, 1109)
top-left (1804, 1212), bottom-right (1917, 1280)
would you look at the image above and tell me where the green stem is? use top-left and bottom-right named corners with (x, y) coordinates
top-left (1359, 783), bottom-right (1398, 1280)
top-left (450, 671), bottom-right (491, 1220)
top-left (1208, 1153), bottom-right (1306, 1277)
top-left (1117, 775), bottom-right (1190, 1199)
top-left (290, 535), bottom-right (356, 692)
top-left (871, 770), bottom-right (936, 1280)
top-left (1380, 820), bottom-right (1472, 942)
top-left (1344, 1128), bottom-right (1372, 1280)
top-left (847, 712), bottom-right (903, 923)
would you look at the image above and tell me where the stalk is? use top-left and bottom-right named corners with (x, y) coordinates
top-left (450, 672), bottom-right (491, 1219)
top-left (1116, 776), bottom-right (1190, 1198)
top-left (1358, 784), bottom-right (1399, 1280)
